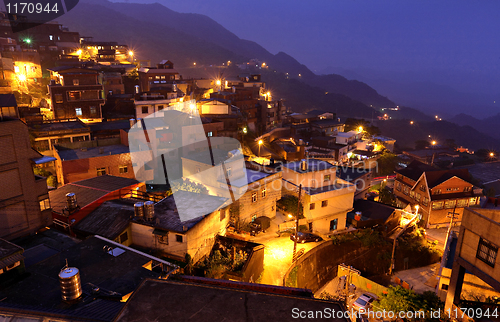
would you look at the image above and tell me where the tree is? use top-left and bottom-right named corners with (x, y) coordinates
top-left (378, 182), bottom-right (396, 206)
top-left (415, 140), bottom-right (430, 150)
top-left (277, 194), bottom-right (304, 218)
top-left (171, 178), bottom-right (209, 194)
top-left (376, 151), bottom-right (398, 176)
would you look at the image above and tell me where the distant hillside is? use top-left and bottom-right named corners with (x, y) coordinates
top-left (58, 0), bottom-right (393, 110)
top-left (377, 120), bottom-right (500, 151)
top-left (449, 113), bottom-right (500, 140)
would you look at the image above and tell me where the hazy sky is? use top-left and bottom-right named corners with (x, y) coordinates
top-left (112, 0), bottom-right (500, 75)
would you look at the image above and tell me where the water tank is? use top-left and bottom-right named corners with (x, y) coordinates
top-left (144, 201), bottom-right (154, 221)
top-left (66, 193), bottom-right (78, 210)
top-left (134, 202), bottom-right (144, 218)
top-left (59, 267), bottom-right (82, 301)
top-left (300, 159), bottom-right (308, 171)
top-left (134, 85), bottom-right (139, 94)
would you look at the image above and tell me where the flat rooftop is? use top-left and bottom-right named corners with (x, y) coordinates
top-left (56, 144), bottom-right (130, 161)
top-left (115, 279), bottom-right (348, 322)
top-left (284, 159), bottom-right (335, 173)
top-left (29, 120), bottom-right (90, 133)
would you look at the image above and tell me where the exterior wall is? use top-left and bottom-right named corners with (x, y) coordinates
top-left (0, 120), bottom-right (51, 240)
top-left (131, 223), bottom-right (188, 260)
top-left (134, 98), bottom-right (181, 119)
top-left (54, 152), bottom-right (135, 185)
top-left (282, 166), bottom-right (338, 190)
top-left (200, 101), bottom-right (229, 115)
top-left (438, 267), bottom-right (500, 302)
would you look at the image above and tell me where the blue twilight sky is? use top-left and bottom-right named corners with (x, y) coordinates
top-left (112, 0), bottom-right (500, 75)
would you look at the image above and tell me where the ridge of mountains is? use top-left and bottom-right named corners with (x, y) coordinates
top-left (54, 0), bottom-right (500, 151)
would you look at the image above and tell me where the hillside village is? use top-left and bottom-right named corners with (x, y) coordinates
top-left (1, 10), bottom-right (500, 321)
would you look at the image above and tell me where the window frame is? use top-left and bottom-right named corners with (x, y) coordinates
top-left (477, 238), bottom-right (498, 267)
top-left (97, 167), bottom-right (106, 176)
top-left (252, 193), bottom-right (257, 203)
top-left (176, 234), bottom-right (183, 243)
top-left (322, 200), bottom-right (328, 208)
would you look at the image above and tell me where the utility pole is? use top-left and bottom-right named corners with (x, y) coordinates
top-left (389, 206), bottom-right (419, 275)
top-left (444, 206), bottom-right (459, 249)
top-left (293, 184), bottom-right (302, 260)
top-left (339, 263), bottom-right (360, 306)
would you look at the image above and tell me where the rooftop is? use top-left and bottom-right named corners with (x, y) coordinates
top-left (29, 120), bottom-right (90, 134)
top-left (0, 93), bottom-right (17, 107)
top-left (284, 159), bottom-right (335, 173)
top-left (0, 236), bottom-right (168, 322)
top-left (49, 175), bottom-right (140, 214)
top-left (225, 168), bottom-right (277, 188)
top-left (89, 120), bottom-right (131, 132)
top-left (311, 119), bottom-right (344, 127)
top-left (56, 144), bottom-right (130, 161)
top-left (351, 199), bottom-right (396, 221)
top-left (337, 167), bottom-right (371, 182)
top-left (115, 278), bottom-right (348, 322)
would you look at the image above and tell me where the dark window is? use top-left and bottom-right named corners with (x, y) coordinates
top-left (477, 238), bottom-right (498, 267)
top-left (322, 200), bottom-right (328, 207)
top-left (176, 235), bottom-right (183, 243)
top-left (252, 193), bottom-right (257, 203)
top-left (330, 219), bottom-right (338, 231)
top-left (90, 106), bottom-right (97, 115)
top-left (310, 203), bottom-right (315, 210)
top-left (434, 189), bottom-right (442, 195)
top-left (55, 94), bottom-right (63, 103)
top-left (464, 186), bottom-right (472, 192)
top-left (119, 232), bottom-right (128, 243)
top-left (420, 185), bottom-right (426, 192)
top-left (142, 106), bottom-right (148, 114)
top-left (220, 209), bottom-right (226, 221)
top-left (423, 197), bottom-right (429, 206)
top-left (67, 91), bottom-right (81, 101)
top-left (157, 105), bottom-right (164, 111)
top-left (441, 284), bottom-right (449, 290)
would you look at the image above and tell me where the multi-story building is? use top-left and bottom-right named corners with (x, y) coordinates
top-left (0, 117), bottom-right (52, 240)
top-left (445, 208), bottom-right (500, 312)
top-left (394, 160), bottom-right (483, 227)
top-left (29, 119), bottom-right (91, 153)
top-left (48, 67), bottom-right (104, 122)
top-left (138, 60), bottom-right (180, 92)
top-left (282, 159), bottom-right (355, 234)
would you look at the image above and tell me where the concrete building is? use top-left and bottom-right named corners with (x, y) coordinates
top-left (337, 166), bottom-right (372, 200)
top-left (0, 118), bottom-right (52, 240)
top-left (53, 144), bottom-right (134, 185)
top-left (394, 160), bottom-right (482, 227)
top-left (138, 60), bottom-right (180, 93)
top-left (282, 159), bottom-right (355, 234)
top-left (445, 208), bottom-right (500, 312)
top-left (29, 119), bottom-right (91, 153)
top-left (48, 67), bottom-right (104, 122)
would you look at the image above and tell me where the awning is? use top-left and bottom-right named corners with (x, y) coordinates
top-left (32, 156), bottom-right (57, 164)
top-left (0, 253), bottom-right (24, 270)
top-left (152, 229), bottom-right (168, 236)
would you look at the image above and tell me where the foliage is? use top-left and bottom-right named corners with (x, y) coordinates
top-left (298, 224), bottom-right (308, 232)
top-left (376, 151), bottom-right (399, 176)
top-left (285, 266), bottom-right (298, 288)
top-left (378, 181), bottom-right (397, 206)
top-left (33, 167), bottom-right (57, 188)
top-left (196, 249), bottom-right (249, 279)
top-left (319, 291), bottom-right (337, 301)
top-left (415, 140), bottom-right (431, 150)
top-left (171, 178), bottom-right (209, 194)
top-left (277, 194), bottom-right (304, 218)
top-left (374, 286), bottom-right (445, 321)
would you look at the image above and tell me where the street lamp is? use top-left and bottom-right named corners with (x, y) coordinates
top-left (358, 126), bottom-right (363, 133)
top-left (410, 121), bottom-right (414, 125)
top-left (490, 152), bottom-right (495, 158)
top-left (258, 139), bottom-right (263, 157)
top-left (431, 140), bottom-right (437, 146)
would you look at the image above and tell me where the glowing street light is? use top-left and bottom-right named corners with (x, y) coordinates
top-left (242, 127), bottom-right (248, 134)
top-left (24, 38), bottom-right (31, 44)
top-left (358, 126), bottom-right (363, 133)
top-left (258, 139), bottom-right (263, 157)
top-left (76, 49), bottom-right (82, 56)
top-left (189, 103), bottom-right (196, 110)
top-left (193, 62), bottom-right (196, 66)
top-left (17, 74), bottom-right (26, 82)
top-left (410, 121), bottom-right (414, 125)
top-left (490, 152), bottom-right (495, 158)
top-left (216, 79), bottom-right (221, 86)
top-left (431, 140), bottom-right (437, 146)
top-left (128, 51), bottom-right (134, 56)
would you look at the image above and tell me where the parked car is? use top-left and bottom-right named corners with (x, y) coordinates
top-left (351, 293), bottom-right (376, 312)
top-left (289, 232), bottom-right (323, 243)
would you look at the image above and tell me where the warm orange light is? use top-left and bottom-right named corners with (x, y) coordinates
top-left (287, 214), bottom-right (293, 219)
top-left (258, 140), bottom-right (263, 146)
top-left (410, 121), bottom-right (414, 125)
top-left (216, 79), bottom-right (221, 86)
top-left (431, 141), bottom-right (437, 145)
top-left (490, 152), bottom-right (495, 157)
top-left (128, 51), bottom-right (134, 56)
top-left (17, 74), bottom-right (26, 82)
top-left (193, 62), bottom-right (196, 66)
top-left (76, 49), bottom-right (82, 55)
top-left (358, 126), bottom-right (363, 132)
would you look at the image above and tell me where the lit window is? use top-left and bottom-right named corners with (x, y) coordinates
top-left (415, 193), bottom-right (421, 201)
top-left (55, 94), bottom-right (63, 103)
top-left (470, 197), bottom-right (478, 206)
top-left (97, 167), bottom-right (106, 176)
top-left (67, 91), bottom-right (81, 101)
top-left (252, 193), bottom-right (257, 203)
top-left (119, 166), bottom-right (128, 174)
top-left (410, 191), bottom-right (415, 199)
top-left (207, 132), bottom-right (213, 137)
top-left (261, 189), bottom-right (266, 198)
top-left (75, 108), bottom-right (82, 116)
top-left (322, 200), bottom-right (328, 207)
top-left (477, 238), bottom-right (498, 267)
top-left (457, 199), bottom-right (468, 207)
top-left (464, 186), bottom-right (472, 192)
top-left (422, 197), bottom-right (429, 206)
top-left (39, 198), bottom-right (50, 211)
top-left (73, 79), bottom-right (79, 86)
top-left (49, 35), bottom-right (53, 40)
top-left (324, 174), bottom-right (331, 182)
top-left (434, 189), bottom-right (442, 195)
top-left (432, 201), bottom-right (444, 210)
top-left (445, 200), bottom-right (456, 209)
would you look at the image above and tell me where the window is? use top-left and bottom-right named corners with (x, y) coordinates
top-left (420, 185), bottom-right (426, 192)
top-left (322, 200), bottom-right (328, 207)
top-left (119, 166), bottom-right (128, 174)
top-left (261, 188), bottom-right (266, 198)
top-left (155, 75), bottom-right (160, 80)
top-left (142, 106), bottom-right (148, 114)
top-left (410, 191), bottom-right (415, 199)
top-left (75, 108), bottom-right (82, 116)
top-left (176, 235), bottom-right (183, 243)
top-left (310, 203), bottom-right (315, 210)
top-left (158, 235), bottom-right (168, 245)
top-left (396, 182), bottom-right (401, 191)
top-left (119, 232), bottom-right (128, 243)
top-left (226, 166), bottom-right (231, 177)
top-left (220, 209), bottom-right (226, 221)
top-left (446, 188), bottom-right (453, 192)
top-left (434, 189), bottom-right (442, 195)
top-left (441, 284), bottom-right (449, 291)
top-left (97, 167), bottom-right (106, 176)
top-left (252, 193), bottom-right (257, 203)
top-left (470, 197), bottom-right (478, 206)
top-left (207, 132), bottom-right (213, 137)
top-left (464, 186), bottom-right (472, 192)
top-left (49, 35), bottom-right (53, 40)
top-left (445, 200), bottom-right (456, 209)
top-left (90, 106), bottom-right (97, 115)
top-left (157, 105), bottom-right (164, 111)
top-left (324, 174), bottom-right (331, 182)
top-left (55, 94), bottom-right (63, 103)
top-left (422, 197), bottom-right (429, 206)
top-left (67, 91), bottom-right (81, 101)
top-left (432, 201), bottom-right (444, 210)
top-left (477, 238), bottom-right (498, 267)
top-left (39, 198), bottom-right (50, 211)
top-left (415, 193), bottom-right (421, 201)
top-left (403, 186), bottom-right (409, 195)
top-left (330, 219), bottom-right (338, 231)
top-left (73, 79), bottom-right (79, 86)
